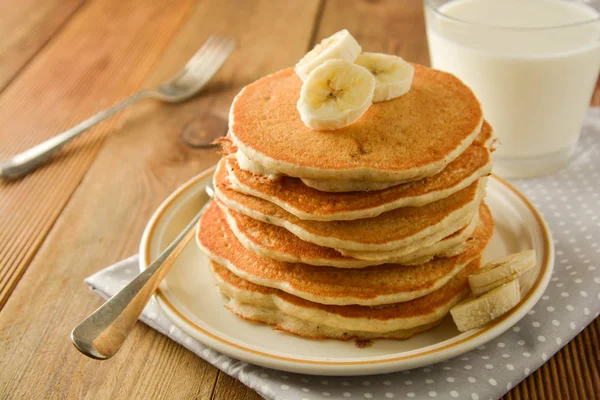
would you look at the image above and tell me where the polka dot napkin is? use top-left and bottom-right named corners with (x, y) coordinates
top-left (85, 108), bottom-right (600, 400)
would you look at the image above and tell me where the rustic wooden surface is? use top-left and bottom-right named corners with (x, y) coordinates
top-left (0, 0), bottom-right (597, 399)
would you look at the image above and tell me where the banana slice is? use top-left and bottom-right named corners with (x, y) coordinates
top-left (297, 59), bottom-right (375, 130)
top-left (469, 250), bottom-right (536, 296)
top-left (295, 29), bottom-right (362, 81)
top-left (450, 279), bottom-right (521, 332)
top-left (355, 53), bottom-right (414, 102)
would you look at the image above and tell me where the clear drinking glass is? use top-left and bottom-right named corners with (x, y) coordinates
top-left (424, 0), bottom-right (600, 178)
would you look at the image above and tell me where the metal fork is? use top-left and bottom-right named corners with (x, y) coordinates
top-left (0, 36), bottom-right (235, 179)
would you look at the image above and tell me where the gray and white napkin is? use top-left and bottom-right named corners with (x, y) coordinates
top-left (86, 108), bottom-right (600, 400)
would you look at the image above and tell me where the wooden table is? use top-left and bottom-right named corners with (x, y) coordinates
top-left (0, 1), bottom-right (598, 398)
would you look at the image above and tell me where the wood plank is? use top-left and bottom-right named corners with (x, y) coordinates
top-left (0, 0), bottom-right (84, 93)
top-left (0, 1), bottom-right (597, 399)
top-left (315, 0), bottom-right (430, 65)
top-left (212, 373), bottom-right (263, 400)
top-left (504, 318), bottom-right (600, 400)
top-left (0, 0), bottom-right (195, 309)
top-left (0, 0), bottom-right (320, 398)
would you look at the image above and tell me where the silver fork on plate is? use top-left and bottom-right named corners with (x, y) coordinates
top-left (0, 36), bottom-right (235, 179)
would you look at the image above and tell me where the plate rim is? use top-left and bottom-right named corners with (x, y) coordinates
top-left (139, 168), bottom-right (554, 371)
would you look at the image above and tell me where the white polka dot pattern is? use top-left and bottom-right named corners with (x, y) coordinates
top-left (85, 109), bottom-right (600, 400)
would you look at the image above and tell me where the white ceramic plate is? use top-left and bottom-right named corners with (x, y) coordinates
top-left (139, 168), bottom-right (554, 376)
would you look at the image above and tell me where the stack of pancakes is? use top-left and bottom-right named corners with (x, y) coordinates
top-left (197, 65), bottom-right (495, 341)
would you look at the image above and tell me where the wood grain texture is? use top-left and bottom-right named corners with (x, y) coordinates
top-left (0, 0), bottom-right (195, 310)
top-left (213, 373), bottom-right (263, 400)
top-left (0, 0), bottom-right (598, 399)
top-left (0, 0), bottom-right (320, 398)
top-left (504, 318), bottom-right (600, 400)
top-left (0, 0), bottom-right (84, 92)
top-left (315, 0), bottom-right (430, 64)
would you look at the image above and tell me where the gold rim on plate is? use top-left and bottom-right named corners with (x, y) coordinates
top-left (141, 168), bottom-right (552, 366)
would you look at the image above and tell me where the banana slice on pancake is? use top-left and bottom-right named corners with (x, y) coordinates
top-left (355, 52), bottom-right (414, 102)
top-left (450, 279), bottom-right (521, 332)
top-left (295, 29), bottom-right (361, 81)
top-left (469, 250), bottom-right (536, 296)
top-left (297, 59), bottom-right (375, 130)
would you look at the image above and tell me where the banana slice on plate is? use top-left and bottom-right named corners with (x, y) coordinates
top-left (355, 52), bottom-right (414, 102)
top-left (469, 250), bottom-right (537, 296)
top-left (450, 279), bottom-right (521, 332)
top-left (295, 29), bottom-right (362, 81)
top-left (297, 59), bottom-right (375, 130)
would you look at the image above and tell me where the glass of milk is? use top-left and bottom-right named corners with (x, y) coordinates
top-left (425, 0), bottom-right (600, 178)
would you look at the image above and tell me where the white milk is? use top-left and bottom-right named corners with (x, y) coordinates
top-left (425, 0), bottom-right (600, 177)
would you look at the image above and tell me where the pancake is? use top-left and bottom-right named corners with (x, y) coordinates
top-left (301, 177), bottom-right (415, 192)
top-left (473, 120), bottom-right (494, 148)
top-left (298, 121), bottom-right (495, 192)
top-left (226, 121), bottom-right (495, 194)
top-left (214, 159), bottom-right (486, 252)
top-left (225, 302), bottom-right (442, 340)
top-left (196, 200), bottom-right (494, 306)
top-left (211, 258), bottom-right (482, 338)
top-left (220, 199), bottom-right (485, 268)
top-left (338, 211), bottom-right (480, 262)
top-left (229, 64), bottom-right (483, 182)
top-left (227, 127), bottom-right (492, 221)
top-left (212, 262), bottom-right (443, 341)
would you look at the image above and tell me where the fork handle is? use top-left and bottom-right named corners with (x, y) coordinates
top-left (0, 90), bottom-right (153, 179)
